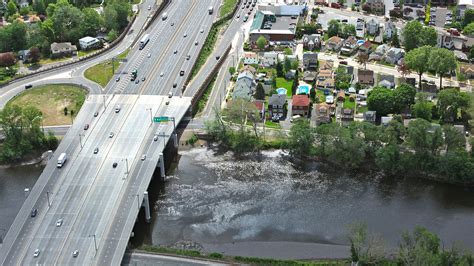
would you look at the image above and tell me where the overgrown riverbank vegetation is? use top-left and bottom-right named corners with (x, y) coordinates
top-left (205, 99), bottom-right (474, 186)
top-left (0, 105), bottom-right (58, 163)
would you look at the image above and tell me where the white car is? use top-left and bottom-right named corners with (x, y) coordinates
top-left (325, 96), bottom-right (334, 104)
top-left (160, 72), bottom-right (164, 77)
top-left (56, 219), bottom-right (63, 227)
top-left (200, 28), bottom-right (204, 33)
top-left (147, 5), bottom-right (151, 10)
top-left (153, 135), bottom-right (158, 141)
top-left (33, 249), bottom-right (40, 258)
top-left (109, 132), bottom-right (114, 138)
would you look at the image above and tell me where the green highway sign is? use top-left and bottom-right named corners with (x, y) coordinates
top-left (153, 116), bottom-right (170, 122)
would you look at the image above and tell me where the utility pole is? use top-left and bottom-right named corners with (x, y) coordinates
top-left (146, 108), bottom-right (153, 124)
top-left (46, 191), bottom-right (52, 207)
top-left (79, 134), bottom-right (83, 149)
top-left (89, 234), bottom-right (98, 254)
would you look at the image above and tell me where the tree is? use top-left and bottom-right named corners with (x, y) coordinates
top-left (391, 28), bottom-right (400, 47)
top-left (470, 46), bottom-right (474, 60)
top-left (428, 48), bottom-right (457, 89)
top-left (33, 0), bottom-right (46, 15)
top-left (419, 26), bottom-right (437, 47)
top-left (464, 22), bottom-right (474, 36)
top-left (327, 19), bottom-right (340, 37)
top-left (406, 118), bottom-right (443, 156)
top-left (463, 9), bottom-right (474, 27)
top-left (376, 144), bottom-right (401, 175)
top-left (51, 2), bottom-right (85, 42)
top-left (284, 57), bottom-right (292, 73)
top-left (358, 53), bottom-right (369, 70)
top-left (413, 93), bottom-right (433, 121)
top-left (19, 6), bottom-right (29, 16)
top-left (340, 24), bottom-right (355, 38)
top-left (228, 66), bottom-right (235, 75)
top-left (255, 82), bottom-right (265, 100)
top-left (335, 66), bottom-right (351, 90)
top-left (405, 46), bottom-right (431, 90)
top-left (27, 24), bottom-right (49, 53)
top-left (6, 0), bottom-right (17, 19)
top-left (367, 87), bottom-right (394, 116)
top-left (109, 0), bottom-right (130, 29)
top-left (276, 59), bottom-right (284, 77)
top-left (402, 20), bottom-right (423, 51)
top-left (284, 47), bottom-right (292, 55)
top-left (443, 125), bottom-right (466, 153)
top-left (256, 35), bottom-right (267, 50)
top-left (0, 52), bottom-right (15, 66)
top-left (393, 83), bottom-right (416, 113)
top-left (29, 47), bottom-right (41, 63)
top-left (8, 21), bottom-right (27, 51)
top-left (82, 8), bottom-right (104, 37)
top-left (103, 5), bottom-right (118, 31)
top-left (288, 120), bottom-right (314, 158)
top-left (107, 29), bottom-right (118, 41)
top-left (398, 227), bottom-right (442, 265)
top-left (437, 88), bottom-right (470, 123)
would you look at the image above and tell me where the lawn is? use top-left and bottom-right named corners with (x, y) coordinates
top-left (84, 49), bottom-right (129, 87)
top-left (275, 77), bottom-right (293, 97)
top-left (315, 89), bottom-right (326, 102)
top-left (6, 84), bottom-right (87, 126)
top-left (78, 49), bottom-right (100, 57)
top-left (220, 0), bottom-right (238, 17)
top-left (36, 56), bottom-right (73, 65)
top-left (265, 120), bottom-right (282, 129)
top-left (343, 97), bottom-right (356, 109)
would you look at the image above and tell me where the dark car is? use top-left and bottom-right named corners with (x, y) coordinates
top-left (94, 111), bottom-right (99, 117)
top-left (173, 83), bottom-right (177, 88)
top-left (115, 77), bottom-right (120, 82)
top-left (216, 55), bottom-right (220, 60)
top-left (339, 61), bottom-right (348, 65)
top-left (113, 162), bottom-right (118, 168)
top-left (84, 124), bottom-right (89, 130)
top-left (31, 209), bottom-right (37, 217)
top-left (180, 70), bottom-right (185, 76)
top-left (25, 84), bottom-right (33, 89)
top-left (93, 147), bottom-right (99, 154)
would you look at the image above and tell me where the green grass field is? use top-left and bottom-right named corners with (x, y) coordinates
top-left (220, 0), bottom-right (238, 17)
top-left (84, 49), bottom-right (130, 87)
top-left (7, 84), bottom-right (87, 126)
top-left (275, 78), bottom-right (293, 97)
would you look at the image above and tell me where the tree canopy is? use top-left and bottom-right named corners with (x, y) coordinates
top-left (427, 48), bottom-right (457, 89)
top-left (404, 46), bottom-right (431, 89)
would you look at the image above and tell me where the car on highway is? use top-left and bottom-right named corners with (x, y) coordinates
top-left (237, 14), bottom-right (240, 18)
top-left (168, 92), bottom-right (173, 98)
top-left (173, 83), bottom-right (177, 88)
top-left (56, 219), bottom-right (63, 227)
top-left (200, 28), bottom-right (204, 33)
top-left (113, 162), bottom-right (118, 168)
top-left (216, 55), bottom-right (220, 60)
top-left (160, 72), bottom-right (164, 77)
top-left (109, 132), bottom-right (114, 138)
top-left (141, 154), bottom-right (147, 161)
top-left (147, 5), bottom-right (151, 10)
top-left (183, 33), bottom-right (187, 38)
top-left (166, 100), bottom-right (170, 105)
top-left (195, 41), bottom-right (199, 45)
top-left (147, 53), bottom-right (151, 58)
top-left (171, 22), bottom-right (174, 26)
top-left (242, 5), bottom-right (244, 9)
top-left (115, 105), bottom-right (121, 113)
top-left (115, 77), bottom-right (120, 82)
top-left (25, 84), bottom-right (33, 89)
top-left (84, 124), bottom-right (89, 130)
top-left (141, 77), bottom-right (146, 81)
top-left (31, 209), bottom-right (37, 217)
top-left (94, 148), bottom-right (99, 154)
top-left (153, 135), bottom-right (158, 141)
top-left (247, 11), bottom-right (251, 15)
top-left (173, 50), bottom-right (177, 54)
top-left (135, 79), bottom-right (139, 84)
top-left (72, 250), bottom-right (79, 258)
top-left (94, 111), bottom-right (99, 117)
top-left (33, 249), bottom-right (40, 258)
top-left (180, 70), bottom-right (185, 76)
top-left (186, 54), bottom-right (190, 60)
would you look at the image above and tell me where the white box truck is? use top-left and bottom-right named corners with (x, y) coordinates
top-left (139, 34), bottom-right (150, 50)
top-left (57, 153), bottom-right (67, 168)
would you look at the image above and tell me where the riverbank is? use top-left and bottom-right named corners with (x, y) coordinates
top-left (0, 151), bottom-right (48, 169)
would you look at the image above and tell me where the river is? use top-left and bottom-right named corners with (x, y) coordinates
top-left (1, 148), bottom-right (474, 259)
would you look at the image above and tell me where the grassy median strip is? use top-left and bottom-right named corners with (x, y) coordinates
top-left (6, 84), bottom-right (87, 126)
top-left (193, 75), bottom-right (217, 116)
top-left (220, 0), bottom-right (238, 17)
top-left (138, 245), bottom-right (346, 265)
top-left (84, 48), bottom-right (130, 87)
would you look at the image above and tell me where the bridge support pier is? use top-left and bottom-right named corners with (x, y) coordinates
top-left (159, 153), bottom-right (165, 179)
top-left (143, 191), bottom-right (151, 223)
top-left (172, 132), bottom-right (178, 148)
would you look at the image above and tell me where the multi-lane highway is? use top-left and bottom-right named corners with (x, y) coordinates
top-left (0, 0), bottom-right (220, 264)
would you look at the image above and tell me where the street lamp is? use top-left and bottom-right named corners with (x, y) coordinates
top-left (24, 188), bottom-right (30, 198)
top-left (78, 133), bottom-right (84, 149)
top-left (146, 108), bottom-right (153, 124)
top-left (46, 191), bottom-right (52, 207)
top-left (122, 158), bottom-right (129, 175)
top-left (89, 234), bottom-right (98, 253)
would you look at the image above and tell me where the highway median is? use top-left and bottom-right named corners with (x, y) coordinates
top-left (84, 49), bottom-right (130, 87)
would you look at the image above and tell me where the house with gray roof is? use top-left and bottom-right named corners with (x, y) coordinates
top-left (268, 94), bottom-right (287, 119)
top-left (50, 42), bottom-right (77, 58)
top-left (303, 52), bottom-right (318, 70)
top-left (302, 34), bottom-right (321, 51)
top-left (384, 47), bottom-right (404, 65)
top-left (232, 71), bottom-right (256, 100)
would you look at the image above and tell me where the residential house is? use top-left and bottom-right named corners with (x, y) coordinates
top-left (268, 94), bottom-right (287, 120)
top-left (358, 41), bottom-right (372, 56)
top-left (253, 100), bottom-right (266, 120)
top-left (460, 64), bottom-right (474, 79)
top-left (243, 52), bottom-right (259, 65)
top-left (261, 51), bottom-right (278, 67)
top-left (356, 18), bottom-right (366, 38)
top-left (319, 59), bottom-right (334, 70)
top-left (369, 44), bottom-right (389, 61)
top-left (366, 18), bottom-right (379, 36)
top-left (336, 91), bottom-right (345, 102)
top-left (378, 74), bottom-right (395, 88)
top-left (384, 20), bottom-right (396, 39)
top-left (303, 71), bottom-right (317, 83)
top-left (325, 36), bottom-right (344, 52)
top-left (302, 34), bottom-right (322, 51)
top-left (357, 69), bottom-right (374, 86)
top-left (316, 69), bottom-right (335, 89)
top-left (341, 108), bottom-right (354, 124)
top-left (384, 47), bottom-right (404, 65)
top-left (292, 95), bottom-right (311, 117)
top-left (233, 71), bottom-right (256, 100)
top-left (437, 34), bottom-right (454, 50)
top-left (313, 103), bottom-right (331, 125)
top-left (303, 52), bottom-right (318, 70)
top-left (381, 116), bottom-right (393, 126)
top-left (242, 65), bottom-right (257, 75)
top-left (341, 36), bottom-right (358, 56)
top-left (364, 111), bottom-right (376, 124)
top-left (78, 36), bottom-right (101, 50)
top-left (50, 42), bottom-right (77, 58)
top-left (286, 70), bottom-right (296, 80)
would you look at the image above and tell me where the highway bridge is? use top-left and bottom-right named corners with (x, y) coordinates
top-left (0, 0), bottom-right (228, 264)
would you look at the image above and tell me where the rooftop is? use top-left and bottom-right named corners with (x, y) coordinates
top-left (250, 10), bottom-right (298, 35)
